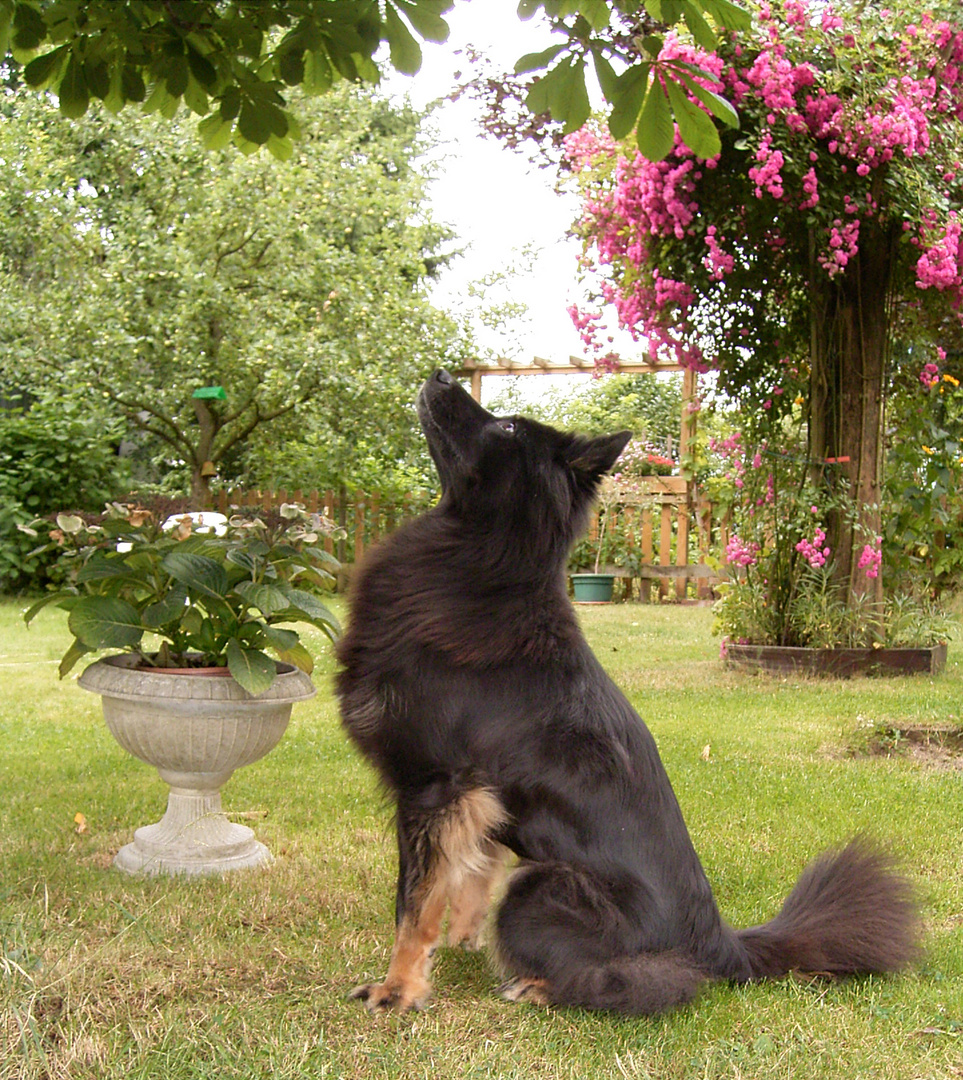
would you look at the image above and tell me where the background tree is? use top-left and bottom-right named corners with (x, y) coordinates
top-left (0, 86), bottom-right (462, 505)
top-left (566, 0), bottom-right (963, 606)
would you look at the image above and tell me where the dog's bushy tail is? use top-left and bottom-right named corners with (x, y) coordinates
top-left (737, 837), bottom-right (922, 980)
top-left (544, 952), bottom-right (707, 1016)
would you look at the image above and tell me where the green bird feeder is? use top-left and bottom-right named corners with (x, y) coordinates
top-left (192, 386), bottom-right (227, 401)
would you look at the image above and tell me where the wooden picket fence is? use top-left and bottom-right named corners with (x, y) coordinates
top-left (213, 487), bottom-right (433, 565)
top-left (215, 479), bottom-right (724, 602)
top-left (584, 477), bottom-right (724, 601)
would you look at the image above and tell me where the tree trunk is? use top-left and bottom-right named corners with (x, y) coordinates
top-left (190, 398), bottom-right (218, 510)
top-left (808, 216), bottom-right (896, 617)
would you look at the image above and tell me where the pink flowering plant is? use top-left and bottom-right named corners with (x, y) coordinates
top-left (566, 0), bottom-right (963, 609)
top-left (567, 2), bottom-right (963, 381)
top-left (709, 414), bottom-right (951, 650)
top-left (709, 427), bottom-right (867, 648)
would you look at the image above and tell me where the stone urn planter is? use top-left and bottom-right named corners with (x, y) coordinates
top-left (78, 655), bottom-right (316, 876)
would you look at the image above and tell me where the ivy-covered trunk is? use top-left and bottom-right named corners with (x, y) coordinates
top-left (808, 215), bottom-right (896, 615)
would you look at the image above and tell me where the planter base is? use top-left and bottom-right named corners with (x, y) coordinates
top-left (79, 655), bottom-right (315, 877)
top-left (114, 787), bottom-right (271, 876)
top-left (725, 642), bottom-right (947, 677)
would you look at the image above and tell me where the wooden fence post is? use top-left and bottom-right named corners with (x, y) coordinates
top-left (675, 504), bottom-right (689, 601)
top-left (354, 491), bottom-right (366, 563)
top-left (640, 508), bottom-right (653, 603)
top-left (659, 503), bottom-right (672, 601)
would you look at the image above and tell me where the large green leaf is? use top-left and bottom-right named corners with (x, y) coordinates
top-left (698, 0), bottom-right (753, 33)
top-left (636, 77), bottom-right (675, 161)
top-left (142, 586), bottom-right (190, 629)
top-left (394, 0), bottom-right (451, 44)
top-left (198, 113), bottom-right (234, 150)
top-left (226, 639), bottom-right (277, 695)
top-left (121, 64), bottom-right (147, 103)
top-left (607, 64), bottom-right (649, 141)
top-left (234, 580), bottom-right (292, 616)
top-left (273, 640), bottom-right (314, 674)
top-left (665, 77), bottom-right (721, 159)
top-left (525, 55), bottom-right (572, 116)
top-left (58, 52), bottom-right (90, 119)
top-left (23, 590), bottom-right (75, 627)
top-left (161, 551), bottom-right (229, 599)
top-left (677, 67), bottom-right (739, 128)
top-left (276, 586), bottom-right (333, 623)
top-left (68, 596), bottom-right (144, 649)
top-left (684, 5), bottom-right (718, 51)
top-left (261, 625), bottom-right (300, 652)
top-left (11, 1), bottom-right (45, 51)
top-left (514, 44), bottom-right (565, 75)
top-left (75, 553), bottom-right (143, 584)
top-left (590, 46), bottom-right (619, 100)
top-left (23, 46), bottom-right (67, 89)
top-left (562, 59), bottom-right (591, 133)
top-left (59, 637), bottom-right (92, 679)
top-left (384, 4), bottom-right (422, 75)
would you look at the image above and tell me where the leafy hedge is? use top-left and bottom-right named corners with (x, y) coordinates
top-left (0, 399), bottom-right (128, 592)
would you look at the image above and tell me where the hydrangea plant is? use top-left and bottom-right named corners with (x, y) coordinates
top-left (22, 501), bottom-right (342, 695)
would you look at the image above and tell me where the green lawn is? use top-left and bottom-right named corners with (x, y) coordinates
top-left (3, 598), bottom-right (963, 1079)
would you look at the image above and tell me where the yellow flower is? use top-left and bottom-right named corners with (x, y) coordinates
top-left (944, 373), bottom-right (960, 387)
top-left (921, 446), bottom-right (934, 455)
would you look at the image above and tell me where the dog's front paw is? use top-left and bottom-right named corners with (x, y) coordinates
top-left (348, 978), bottom-right (431, 1013)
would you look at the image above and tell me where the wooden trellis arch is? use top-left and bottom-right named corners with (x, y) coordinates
top-left (455, 355), bottom-right (699, 468)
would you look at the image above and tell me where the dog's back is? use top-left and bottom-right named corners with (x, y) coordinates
top-left (337, 371), bottom-right (920, 1015)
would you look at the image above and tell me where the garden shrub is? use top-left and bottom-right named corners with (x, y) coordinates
top-left (0, 399), bottom-right (128, 592)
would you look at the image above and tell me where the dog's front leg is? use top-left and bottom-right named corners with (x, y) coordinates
top-left (350, 807), bottom-right (446, 1013)
top-left (350, 788), bottom-right (508, 1012)
top-left (447, 839), bottom-right (507, 949)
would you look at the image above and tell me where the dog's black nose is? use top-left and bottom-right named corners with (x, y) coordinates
top-left (435, 369), bottom-right (453, 385)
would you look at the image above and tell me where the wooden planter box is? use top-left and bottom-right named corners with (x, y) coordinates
top-left (724, 642), bottom-right (947, 677)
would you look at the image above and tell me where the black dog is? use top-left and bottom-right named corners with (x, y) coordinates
top-left (336, 370), bottom-right (920, 1015)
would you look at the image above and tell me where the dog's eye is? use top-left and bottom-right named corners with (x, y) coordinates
top-left (498, 420), bottom-right (516, 435)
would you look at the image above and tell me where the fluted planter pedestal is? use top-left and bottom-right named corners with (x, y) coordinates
top-left (78, 655), bottom-right (316, 876)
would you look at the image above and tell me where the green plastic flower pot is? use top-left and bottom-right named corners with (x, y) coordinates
top-left (571, 573), bottom-right (616, 603)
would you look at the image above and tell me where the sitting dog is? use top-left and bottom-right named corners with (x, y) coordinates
top-left (336, 369), bottom-right (920, 1014)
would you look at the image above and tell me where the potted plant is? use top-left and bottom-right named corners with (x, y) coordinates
top-left (570, 478), bottom-right (619, 602)
top-left (23, 500), bottom-right (342, 874)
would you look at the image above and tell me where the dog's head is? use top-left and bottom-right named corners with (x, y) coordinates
top-left (416, 370), bottom-right (630, 555)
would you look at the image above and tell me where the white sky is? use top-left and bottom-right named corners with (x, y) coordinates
top-left (386, 0), bottom-right (600, 403)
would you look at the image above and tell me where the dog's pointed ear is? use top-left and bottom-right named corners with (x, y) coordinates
top-left (565, 431), bottom-right (632, 480)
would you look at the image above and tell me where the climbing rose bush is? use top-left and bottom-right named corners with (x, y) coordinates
top-left (566, 1), bottom-right (963, 391)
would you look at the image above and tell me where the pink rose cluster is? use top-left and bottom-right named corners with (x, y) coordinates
top-left (726, 535), bottom-right (760, 567)
top-left (915, 212), bottom-right (962, 299)
top-left (796, 527), bottom-right (830, 568)
top-left (857, 540), bottom-right (883, 579)
top-left (703, 225), bottom-right (735, 280)
top-left (919, 362), bottom-right (940, 389)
